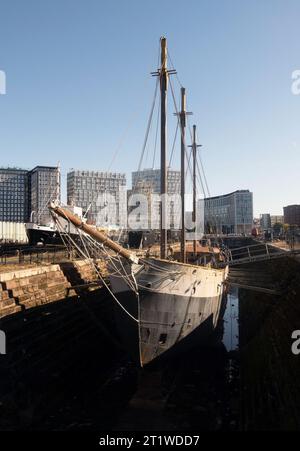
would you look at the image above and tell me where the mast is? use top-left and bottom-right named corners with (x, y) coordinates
top-left (191, 125), bottom-right (201, 254)
top-left (151, 37), bottom-right (176, 259)
top-left (180, 87), bottom-right (186, 263)
top-left (160, 37), bottom-right (168, 260)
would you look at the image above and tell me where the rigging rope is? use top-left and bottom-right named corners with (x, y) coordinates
top-left (53, 213), bottom-right (140, 323)
top-left (169, 77), bottom-right (194, 185)
top-left (168, 120), bottom-right (179, 168)
top-left (152, 98), bottom-right (160, 169)
top-left (134, 77), bottom-right (159, 190)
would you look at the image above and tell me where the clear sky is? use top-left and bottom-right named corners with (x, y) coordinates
top-left (0, 0), bottom-right (299, 216)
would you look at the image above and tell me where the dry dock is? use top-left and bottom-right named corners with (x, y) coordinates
top-left (0, 240), bottom-right (300, 430)
top-left (239, 257), bottom-right (300, 430)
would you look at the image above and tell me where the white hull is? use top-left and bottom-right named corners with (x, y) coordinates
top-left (109, 258), bottom-right (228, 366)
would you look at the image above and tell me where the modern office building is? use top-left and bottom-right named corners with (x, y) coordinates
top-left (29, 166), bottom-right (60, 225)
top-left (0, 165), bottom-right (60, 226)
top-left (0, 168), bottom-right (29, 222)
top-left (260, 213), bottom-right (272, 230)
top-left (132, 168), bottom-right (181, 195)
top-left (284, 205), bottom-right (300, 226)
top-left (204, 190), bottom-right (253, 235)
top-left (67, 170), bottom-right (127, 228)
top-left (131, 168), bottom-right (181, 230)
top-left (127, 180), bottom-right (159, 229)
top-left (270, 215), bottom-right (284, 227)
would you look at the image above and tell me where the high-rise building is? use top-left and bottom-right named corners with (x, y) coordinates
top-left (0, 165), bottom-right (60, 226)
top-left (67, 170), bottom-right (127, 228)
top-left (132, 168), bottom-right (181, 195)
top-left (270, 215), bottom-right (284, 227)
top-left (29, 166), bottom-right (60, 225)
top-left (127, 180), bottom-right (157, 229)
top-left (260, 213), bottom-right (271, 230)
top-left (131, 168), bottom-right (181, 230)
top-left (0, 168), bottom-right (29, 222)
top-left (204, 190), bottom-right (253, 235)
top-left (284, 205), bottom-right (300, 226)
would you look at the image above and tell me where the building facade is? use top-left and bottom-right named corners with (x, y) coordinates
top-left (67, 170), bottom-right (127, 228)
top-left (284, 205), bottom-right (300, 226)
top-left (132, 168), bottom-right (181, 195)
top-left (0, 166), bottom-right (60, 227)
top-left (29, 166), bottom-right (60, 225)
top-left (260, 213), bottom-right (271, 230)
top-left (0, 168), bottom-right (29, 222)
top-left (270, 215), bottom-right (284, 227)
top-left (0, 222), bottom-right (28, 243)
top-left (131, 169), bottom-right (181, 230)
top-left (204, 190), bottom-right (253, 235)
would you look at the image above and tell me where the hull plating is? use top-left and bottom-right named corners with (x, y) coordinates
top-left (109, 258), bottom-right (228, 366)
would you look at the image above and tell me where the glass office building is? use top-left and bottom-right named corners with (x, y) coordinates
top-left (29, 166), bottom-right (60, 225)
top-left (131, 169), bottom-right (181, 230)
top-left (0, 166), bottom-right (60, 225)
top-left (0, 168), bottom-right (29, 222)
top-left (204, 190), bottom-right (253, 235)
top-left (67, 170), bottom-right (127, 228)
top-left (284, 205), bottom-right (300, 227)
top-left (260, 213), bottom-right (272, 230)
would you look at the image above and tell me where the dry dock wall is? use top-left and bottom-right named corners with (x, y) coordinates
top-left (239, 257), bottom-right (300, 430)
top-left (0, 258), bottom-right (118, 429)
top-left (0, 259), bottom-right (107, 319)
top-left (0, 282), bottom-right (120, 430)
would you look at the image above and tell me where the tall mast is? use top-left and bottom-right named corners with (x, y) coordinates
top-left (160, 37), bottom-right (168, 260)
top-left (151, 38), bottom-right (176, 259)
top-left (192, 125), bottom-right (201, 254)
top-left (178, 88), bottom-right (193, 262)
top-left (180, 87), bottom-right (186, 263)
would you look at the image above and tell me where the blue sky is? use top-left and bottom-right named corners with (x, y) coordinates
top-left (0, 0), bottom-right (299, 216)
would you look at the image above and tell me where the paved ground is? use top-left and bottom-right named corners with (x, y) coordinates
top-left (271, 240), bottom-right (300, 251)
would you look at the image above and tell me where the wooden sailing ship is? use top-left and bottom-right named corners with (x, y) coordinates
top-left (49, 37), bottom-right (228, 366)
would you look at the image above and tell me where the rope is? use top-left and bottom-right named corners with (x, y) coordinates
top-left (134, 77), bottom-right (159, 191)
top-left (169, 77), bottom-right (194, 183)
top-left (107, 109), bottom-right (138, 172)
top-left (52, 214), bottom-right (140, 323)
top-left (168, 120), bottom-right (179, 167)
top-left (152, 98), bottom-right (160, 169)
top-left (198, 151), bottom-right (210, 198)
top-left (167, 48), bottom-right (183, 88)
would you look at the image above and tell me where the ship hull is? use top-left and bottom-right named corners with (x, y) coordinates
top-left (26, 226), bottom-right (64, 245)
top-left (26, 223), bottom-right (79, 246)
top-left (109, 258), bottom-right (228, 366)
